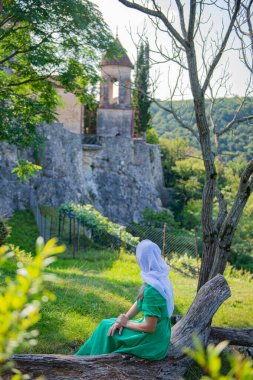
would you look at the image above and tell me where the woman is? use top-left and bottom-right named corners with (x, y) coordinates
top-left (76, 239), bottom-right (174, 360)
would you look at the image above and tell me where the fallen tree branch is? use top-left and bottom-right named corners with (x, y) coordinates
top-left (210, 327), bottom-right (253, 347)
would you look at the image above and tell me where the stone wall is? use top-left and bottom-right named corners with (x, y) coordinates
top-left (0, 143), bottom-right (31, 217)
top-left (0, 124), bottom-right (90, 218)
top-left (96, 108), bottom-right (133, 138)
top-left (82, 136), bottom-right (164, 223)
top-left (0, 123), bottom-right (165, 224)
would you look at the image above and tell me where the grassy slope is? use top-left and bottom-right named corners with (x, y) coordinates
top-left (7, 210), bottom-right (39, 254)
top-left (5, 211), bottom-right (253, 355)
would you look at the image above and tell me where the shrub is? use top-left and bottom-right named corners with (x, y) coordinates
top-left (0, 238), bottom-right (65, 378)
top-left (184, 336), bottom-right (253, 380)
top-left (0, 220), bottom-right (11, 246)
top-left (59, 203), bottom-right (139, 250)
top-left (146, 128), bottom-right (159, 144)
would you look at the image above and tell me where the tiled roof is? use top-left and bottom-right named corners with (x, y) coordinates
top-left (101, 38), bottom-right (134, 69)
top-left (101, 54), bottom-right (134, 69)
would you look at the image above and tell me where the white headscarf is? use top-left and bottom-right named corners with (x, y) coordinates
top-left (136, 239), bottom-right (174, 318)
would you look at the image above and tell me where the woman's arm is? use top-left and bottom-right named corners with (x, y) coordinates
top-left (125, 316), bottom-right (158, 333)
top-left (108, 315), bottom-right (158, 336)
top-left (125, 301), bottom-right (140, 319)
top-left (108, 301), bottom-right (141, 336)
top-left (115, 301), bottom-right (140, 326)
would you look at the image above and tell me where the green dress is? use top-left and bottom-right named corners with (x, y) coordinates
top-left (76, 285), bottom-right (171, 360)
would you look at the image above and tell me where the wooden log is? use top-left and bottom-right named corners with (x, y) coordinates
top-left (210, 327), bottom-right (253, 347)
top-left (6, 274), bottom-right (230, 380)
top-left (168, 273), bottom-right (231, 358)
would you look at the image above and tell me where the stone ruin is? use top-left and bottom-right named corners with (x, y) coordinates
top-left (0, 42), bottom-right (165, 224)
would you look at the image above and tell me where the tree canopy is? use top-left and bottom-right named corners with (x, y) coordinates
top-left (0, 0), bottom-right (118, 147)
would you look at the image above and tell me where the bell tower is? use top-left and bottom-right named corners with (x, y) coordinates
top-left (96, 40), bottom-right (134, 139)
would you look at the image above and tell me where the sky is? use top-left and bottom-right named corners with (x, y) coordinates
top-left (93, 0), bottom-right (252, 100)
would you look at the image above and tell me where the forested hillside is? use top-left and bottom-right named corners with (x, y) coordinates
top-left (151, 97), bottom-right (253, 160)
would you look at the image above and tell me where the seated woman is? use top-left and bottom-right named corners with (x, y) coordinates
top-left (76, 239), bottom-right (174, 361)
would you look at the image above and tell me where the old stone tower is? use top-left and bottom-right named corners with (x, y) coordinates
top-left (80, 46), bottom-right (164, 223)
top-left (97, 46), bottom-right (134, 138)
top-left (0, 43), bottom-right (165, 224)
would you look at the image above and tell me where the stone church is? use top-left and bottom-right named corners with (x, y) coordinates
top-left (0, 45), bottom-right (165, 224)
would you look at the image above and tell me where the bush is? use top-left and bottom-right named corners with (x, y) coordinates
top-left (146, 128), bottom-right (159, 144)
top-left (59, 203), bottom-right (139, 250)
top-left (0, 238), bottom-right (64, 378)
top-left (0, 220), bottom-right (11, 246)
top-left (141, 208), bottom-right (178, 228)
top-left (184, 336), bottom-right (253, 380)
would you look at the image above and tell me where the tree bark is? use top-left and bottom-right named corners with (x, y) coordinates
top-left (4, 275), bottom-right (230, 380)
top-left (210, 327), bottom-right (253, 347)
top-left (209, 159), bottom-right (253, 278)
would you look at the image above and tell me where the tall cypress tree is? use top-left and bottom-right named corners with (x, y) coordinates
top-left (132, 41), bottom-right (151, 135)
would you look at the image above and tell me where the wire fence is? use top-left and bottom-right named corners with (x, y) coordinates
top-left (30, 194), bottom-right (201, 278)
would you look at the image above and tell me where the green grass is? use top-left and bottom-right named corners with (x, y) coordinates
top-left (7, 210), bottom-right (39, 255)
top-left (3, 210), bottom-right (253, 356)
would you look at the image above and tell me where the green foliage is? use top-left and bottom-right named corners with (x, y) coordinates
top-left (141, 208), bottom-right (178, 228)
top-left (0, 238), bottom-right (65, 378)
top-left (159, 135), bottom-right (253, 272)
top-left (11, 160), bottom-right (42, 182)
top-left (159, 137), bottom-right (189, 189)
top-left (132, 41), bottom-right (151, 134)
top-left (152, 97), bottom-right (253, 160)
top-left (0, 220), bottom-right (11, 246)
top-left (59, 203), bottom-right (139, 249)
top-left (0, 0), bottom-right (116, 148)
top-left (146, 128), bottom-right (159, 144)
top-left (170, 252), bottom-right (252, 282)
top-left (184, 336), bottom-right (253, 380)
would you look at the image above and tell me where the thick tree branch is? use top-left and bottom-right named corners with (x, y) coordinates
top-left (202, 0), bottom-right (242, 93)
top-left (175, 0), bottom-right (187, 39)
top-left (209, 159), bottom-right (253, 278)
top-left (210, 327), bottom-right (253, 347)
top-left (215, 187), bottom-right (228, 233)
top-left (117, 0), bottom-right (187, 47)
top-left (188, 0), bottom-right (196, 41)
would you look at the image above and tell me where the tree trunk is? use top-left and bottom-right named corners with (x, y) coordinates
top-left (5, 275), bottom-right (230, 380)
top-left (209, 159), bottom-right (253, 279)
top-left (184, 45), bottom-right (218, 291)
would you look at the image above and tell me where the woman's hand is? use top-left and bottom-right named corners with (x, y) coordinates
top-left (107, 322), bottom-right (123, 336)
top-left (116, 314), bottom-right (129, 327)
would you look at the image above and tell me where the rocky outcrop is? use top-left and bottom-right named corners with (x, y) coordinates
top-left (0, 123), bottom-right (164, 224)
top-left (83, 136), bottom-right (164, 223)
top-left (0, 143), bottom-right (31, 218)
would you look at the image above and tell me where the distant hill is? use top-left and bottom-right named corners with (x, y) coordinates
top-left (151, 97), bottom-right (253, 160)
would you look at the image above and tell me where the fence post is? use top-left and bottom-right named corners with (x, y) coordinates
top-left (72, 217), bottom-right (76, 259)
top-left (77, 220), bottom-right (80, 254)
top-left (162, 223), bottom-right (168, 259)
top-left (69, 216), bottom-right (72, 245)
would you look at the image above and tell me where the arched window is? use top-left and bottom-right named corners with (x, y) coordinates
top-left (109, 78), bottom-right (119, 105)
